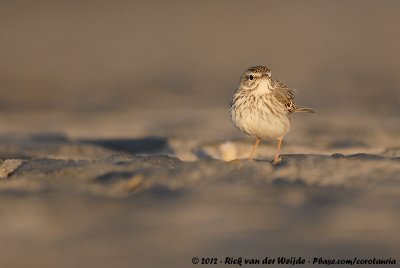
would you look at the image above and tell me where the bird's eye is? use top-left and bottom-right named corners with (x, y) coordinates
top-left (249, 75), bottom-right (254, 80)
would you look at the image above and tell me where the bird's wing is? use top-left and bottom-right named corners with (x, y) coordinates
top-left (272, 80), bottom-right (297, 114)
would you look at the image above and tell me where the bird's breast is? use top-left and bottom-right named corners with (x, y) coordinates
top-left (231, 92), bottom-right (291, 139)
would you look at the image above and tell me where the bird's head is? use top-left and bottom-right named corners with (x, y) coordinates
top-left (239, 66), bottom-right (274, 92)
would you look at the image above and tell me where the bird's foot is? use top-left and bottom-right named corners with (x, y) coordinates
top-left (272, 156), bottom-right (282, 165)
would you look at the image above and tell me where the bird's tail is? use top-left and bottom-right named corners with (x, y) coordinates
top-left (295, 107), bottom-right (315, 113)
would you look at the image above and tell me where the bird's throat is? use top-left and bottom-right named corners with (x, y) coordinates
top-left (255, 78), bottom-right (272, 94)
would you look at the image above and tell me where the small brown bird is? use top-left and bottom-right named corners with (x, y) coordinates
top-left (230, 66), bottom-right (314, 164)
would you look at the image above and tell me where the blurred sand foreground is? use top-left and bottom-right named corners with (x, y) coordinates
top-left (0, 110), bottom-right (399, 267)
top-left (1, 1), bottom-right (400, 267)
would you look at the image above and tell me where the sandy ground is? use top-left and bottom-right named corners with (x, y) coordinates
top-left (0, 109), bottom-right (399, 267)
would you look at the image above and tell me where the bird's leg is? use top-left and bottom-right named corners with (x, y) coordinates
top-left (249, 138), bottom-right (261, 160)
top-left (273, 137), bottom-right (283, 165)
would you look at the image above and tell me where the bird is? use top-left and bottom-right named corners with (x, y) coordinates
top-left (230, 66), bottom-right (314, 164)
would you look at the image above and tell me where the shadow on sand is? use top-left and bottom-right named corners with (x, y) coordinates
top-left (79, 136), bottom-right (172, 155)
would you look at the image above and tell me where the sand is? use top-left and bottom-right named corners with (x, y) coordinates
top-left (0, 109), bottom-right (399, 267)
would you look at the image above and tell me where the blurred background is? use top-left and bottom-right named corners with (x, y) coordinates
top-left (1, 0), bottom-right (400, 139)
